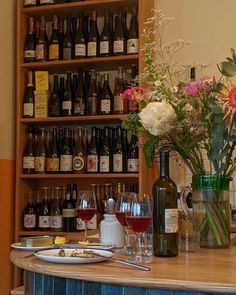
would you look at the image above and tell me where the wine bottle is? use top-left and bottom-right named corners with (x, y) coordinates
top-left (46, 128), bottom-right (60, 173)
top-left (86, 69), bottom-right (98, 115)
top-left (50, 187), bottom-right (63, 231)
top-left (121, 9), bottom-right (128, 41)
top-left (59, 17), bottom-right (65, 60)
top-left (24, 17), bottom-right (36, 63)
top-left (153, 150), bottom-right (178, 257)
top-left (23, 71), bottom-right (34, 118)
top-left (87, 10), bottom-right (99, 58)
top-left (112, 126), bottom-right (124, 172)
top-left (96, 72), bottom-right (102, 98)
top-left (59, 76), bottom-right (65, 103)
top-left (49, 15), bottom-right (60, 61)
top-left (73, 127), bottom-right (86, 173)
top-left (35, 20), bottom-right (40, 45)
top-left (63, 15), bottom-right (73, 60)
top-left (87, 127), bottom-right (99, 173)
top-left (62, 184), bottom-right (76, 232)
top-left (48, 74), bottom-right (61, 117)
top-left (39, 0), bottom-right (54, 5)
top-left (113, 67), bottom-right (127, 114)
top-left (24, 0), bottom-right (37, 7)
top-left (60, 128), bottom-right (73, 173)
top-left (35, 128), bottom-right (47, 173)
top-left (23, 127), bottom-right (35, 174)
top-left (100, 73), bottom-right (113, 115)
top-left (127, 130), bottom-right (139, 172)
top-left (128, 64), bottom-right (139, 113)
top-left (23, 191), bottom-right (37, 230)
top-left (72, 183), bottom-right (77, 204)
top-left (99, 11), bottom-right (112, 57)
top-left (55, 0), bottom-right (67, 3)
top-left (99, 126), bottom-right (112, 172)
top-left (74, 70), bottom-right (85, 115)
top-left (113, 8), bottom-right (126, 56)
top-left (127, 6), bottom-right (139, 55)
top-left (72, 74), bottom-right (78, 100)
top-left (74, 12), bottom-right (86, 59)
top-left (38, 187), bottom-right (50, 231)
top-left (36, 16), bottom-right (48, 61)
top-left (62, 72), bottom-right (73, 116)
top-left (190, 67), bottom-right (196, 81)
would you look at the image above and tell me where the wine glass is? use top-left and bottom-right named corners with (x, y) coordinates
top-left (126, 193), bottom-right (152, 263)
top-left (76, 190), bottom-right (97, 241)
top-left (115, 192), bottom-right (135, 253)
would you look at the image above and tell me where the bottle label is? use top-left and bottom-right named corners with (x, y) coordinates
top-left (23, 157), bottom-right (35, 169)
top-left (127, 38), bottom-right (139, 54)
top-left (114, 40), bottom-right (124, 53)
top-left (24, 214), bottom-right (36, 229)
top-left (87, 95), bottom-right (97, 115)
top-left (62, 100), bottom-right (72, 111)
top-left (101, 99), bottom-right (111, 113)
top-left (60, 155), bottom-right (72, 171)
top-left (47, 158), bottom-right (59, 172)
top-left (165, 209), bottom-right (178, 233)
top-left (127, 159), bottom-right (139, 172)
top-left (49, 44), bottom-right (59, 60)
top-left (63, 48), bottom-right (72, 60)
top-left (87, 155), bottom-right (98, 172)
top-left (39, 216), bottom-right (50, 228)
top-left (114, 95), bottom-right (123, 113)
top-left (100, 41), bottom-right (109, 54)
top-left (73, 156), bottom-right (85, 171)
top-left (23, 103), bottom-right (34, 117)
top-left (50, 216), bottom-right (62, 229)
top-left (35, 156), bottom-right (45, 172)
top-left (63, 208), bottom-right (75, 218)
top-left (75, 44), bottom-right (86, 57)
top-left (87, 42), bottom-right (97, 57)
top-left (100, 156), bottom-right (109, 172)
top-left (74, 99), bottom-right (85, 114)
top-left (36, 44), bottom-right (45, 60)
top-left (40, 0), bottom-right (54, 3)
top-left (24, 50), bottom-right (36, 59)
top-left (24, 0), bottom-right (36, 4)
top-left (113, 154), bottom-right (123, 172)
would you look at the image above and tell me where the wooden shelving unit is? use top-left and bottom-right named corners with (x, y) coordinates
top-left (15, 0), bottom-right (155, 286)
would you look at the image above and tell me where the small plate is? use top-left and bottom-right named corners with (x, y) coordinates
top-left (11, 243), bottom-right (53, 251)
top-left (34, 248), bottom-right (114, 264)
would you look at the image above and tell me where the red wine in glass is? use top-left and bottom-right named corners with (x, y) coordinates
top-left (115, 211), bottom-right (128, 227)
top-left (76, 208), bottom-right (96, 222)
top-left (126, 216), bottom-right (152, 233)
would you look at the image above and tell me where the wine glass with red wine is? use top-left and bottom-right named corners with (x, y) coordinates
top-left (115, 192), bottom-right (135, 253)
top-left (126, 193), bottom-right (152, 262)
top-left (76, 190), bottom-right (97, 241)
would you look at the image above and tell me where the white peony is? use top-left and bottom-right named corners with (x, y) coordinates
top-left (139, 101), bottom-right (176, 136)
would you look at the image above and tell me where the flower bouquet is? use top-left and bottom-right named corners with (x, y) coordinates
top-left (122, 8), bottom-right (236, 248)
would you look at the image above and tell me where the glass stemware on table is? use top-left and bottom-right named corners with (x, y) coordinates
top-left (76, 190), bottom-right (97, 241)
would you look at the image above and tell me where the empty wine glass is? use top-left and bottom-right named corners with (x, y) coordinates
top-left (126, 193), bottom-right (152, 263)
top-left (76, 190), bottom-right (97, 241)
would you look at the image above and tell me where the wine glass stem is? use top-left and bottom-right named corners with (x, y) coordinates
top-left (136, 233), bottom-right (142, 262)
top-left (84, 222), bottom-right (88, 241)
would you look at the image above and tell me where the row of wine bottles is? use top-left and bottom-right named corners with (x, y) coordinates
top-left (23, 125), bottom-right (139, 174)
top-left (23, 66), bottom-right (138, 118)
top-left (24, 7), bottom-right (138, 62)
top-left (24, 0), bottom-right (82, 6)
top-left (23, 181), bottom-right (138, 232)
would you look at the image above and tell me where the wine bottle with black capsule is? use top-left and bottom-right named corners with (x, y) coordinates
top-left (127, 130), bottom-right (139, 172)
top-left (60, 128), bottom-right (73, 173)
top-left (49, 15), bottom-right (60, 61)
top-left (87, 10), bottom-right (99, 58)
top-left (59, 17), bottom-right (65, 60)
top-left (24, 17), bottom-right (36, 63)
top-left (23, 127), bottom-right (35, 174)
top-left (36, 16), bottom-right (48, 61)
top-left (23, 71), bottom-right (34, 118)
top-left (100, 11), bottom-right (112, 57)
top-left (48, 74), bottom-right (61, 117)
top-left (127, 6), bottom-right (139, 55)
top-left (87, 127), bottom-right (99, 173)
top-left (62, 72), bottom-right (73, 116)
top-left (153, 150), bottom-right (178, 257)
top-left (62, 184), bottom-right (76, 232)
top-left (100, 73), bottom-right (113, 115)
top-left (74, 12), bottom-right (86, 59)
top-left (74, 70), bottom-right (86, 116)
top-left (113, 8), bottom-right (126, 56)
top-left (63, 15), bottom-right (73, 60)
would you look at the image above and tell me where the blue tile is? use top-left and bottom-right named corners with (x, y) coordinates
top-left (25, 271), bottom-right (35, 295)
top-left (66, 278), bottom-right (82, 295)
top-left (123, 286), bottom-right (146, 295)
top-left (172, 292), bottom-right (198, 295)
top-left (84, 281), bottom-right (101, 295)
top-left (43, 275), bottom-right (53, 295)
top-left (147, 289), bottom-right (171, 295)
top-left (35, 273), bottom-right (43, 295)
top-left (53, 276), bottom-right (66, 295)
top-left (101, 283), bottom-right (123, 295)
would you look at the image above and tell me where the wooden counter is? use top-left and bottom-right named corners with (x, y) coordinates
top-left (10, 247), bottom-right (236, 294)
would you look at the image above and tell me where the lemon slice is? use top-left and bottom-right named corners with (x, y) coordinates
top-left (54, 236), bottom-right (66, 245)
top-left (78, 241), bottom-right (89, 246)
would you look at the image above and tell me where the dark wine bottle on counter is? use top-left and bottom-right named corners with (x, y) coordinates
top-left (113, 8), bottom-right (126, 56)
top-left (74, 70), bottom-right (86, 115)
top-left (127, 130), bottom-right (139, 172)
top-left (100, 11), bottom-right (112, 57)
top-left (74, 12), bottom-right (86, 59)
top-left (24, 17), bottom-right (36, 63)
top-left (23, 71), bottom-right (34, 118)
top-left (62, 72), bottom-right (73, 116)
top-left (62, 184), bottom-right (76, 232)
top-left (36, 16), bottom-right (48, 61)
top-left (100, 73), bottom-right (113, 115)
top-left (87, 10), bottom-right (99, 58)
top-left (60, 128), bottom-right (73, 173)
top-left (48, 74), bottom-right (61, 117)
top-left (23, 127), bottom-right (35, 174)
top-left (153, 150), bottom-right (178, 257)
top-left (87, 127), bottom-right (99, 173)
top-left (23, 191), bottom-right (37, 230)
top-left (38, 187), bottom-right (50, 231)
top-left (63, 15), bottom-right (73, 60)
top-left (127, 6), bottom-right (139, 55)
top-left (49, 15), bottom-right (60, 61)
top-left (86, 69), bottom-right (98, 115)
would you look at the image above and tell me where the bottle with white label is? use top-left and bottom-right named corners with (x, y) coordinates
top-left (113, 8), bottom-right (126, 55)
top-left (153, 150), bottom-right (178, 257)
top-left (35, 128), bottom-right (47, 173)
top-left (62, 184), bottom-right (76, 232)
top-left (23, 71), bottom-right (34, 118)
top-left (127, 6), bottom-right (139, 55)
top-left (38, 187), bottom-right (50, 231)
top-left (24, 17), bottom-right (36, 62)
top-left (50, 187), bottom-right (63, 231)
top-left (87, 10), bottom-right (99, 57)
top-left (113, 126), bottom-right (124, 173)
top-left (62, 72), bottom-right (73, 116)
top-left (113, 67), bottom-right (127, 114)
top-left (39, 0), bottom-right (54, 5)
top-left (99, 127), bottom-right (112, 172)
top-left (100, 73), bottom-right (113, 115)
top-left (74, 12), bottom-right (86, 59)
top-left (24, 0), bottom-right (37, 7)
top-left (99, 11), bottom-right (112, 57)
top-left (23, 127), bottom-right (35, 174)
top-left (23, 191), bottom-right (37, 230)
top-left (73, 127), bottom-right (86, 173)
top-left (127, 130), bottom-right (139, 172)
top-left (60, 128), bottom-right (73, 173)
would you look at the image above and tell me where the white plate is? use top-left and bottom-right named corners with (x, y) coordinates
top-left (34, 248), bottom-right (114, 264)
top-left (11, 243), bottom-right (53, 251)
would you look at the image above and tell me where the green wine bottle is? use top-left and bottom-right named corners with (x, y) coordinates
top-left (153, 150), bottom-right (178, 257)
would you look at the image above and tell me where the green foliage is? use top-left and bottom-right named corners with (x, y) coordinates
top-left (143, 136), bottom-right (160, 168)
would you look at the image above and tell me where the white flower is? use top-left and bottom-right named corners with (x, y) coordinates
top-left (139, 101), bottom-right (176, 136)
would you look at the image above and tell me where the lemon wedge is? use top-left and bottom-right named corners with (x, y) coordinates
top-left (78, 241), bottom-right (89, 246)
top-left (54, 236), bottom-right (67, 245)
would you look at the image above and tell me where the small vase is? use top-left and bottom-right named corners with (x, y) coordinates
top-left (192, 175), bottom-right (231, 248)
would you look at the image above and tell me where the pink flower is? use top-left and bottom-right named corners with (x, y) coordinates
top-left (228, 87), bottom-right (236, 111)
top-left (184, 81), bottom-right (201, 97)
top-left (122, 87), bottom-right (149, 101)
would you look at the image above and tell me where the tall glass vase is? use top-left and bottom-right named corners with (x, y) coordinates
top-left (192, 175), bottom-right (231, 248)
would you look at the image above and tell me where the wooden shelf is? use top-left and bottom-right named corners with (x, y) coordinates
top-left (20, 55), bottom-right (139, 72)
top-left (20, 173), bottom-right (139, 179)
top-left (20, 114), bottom-right (128, 125)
